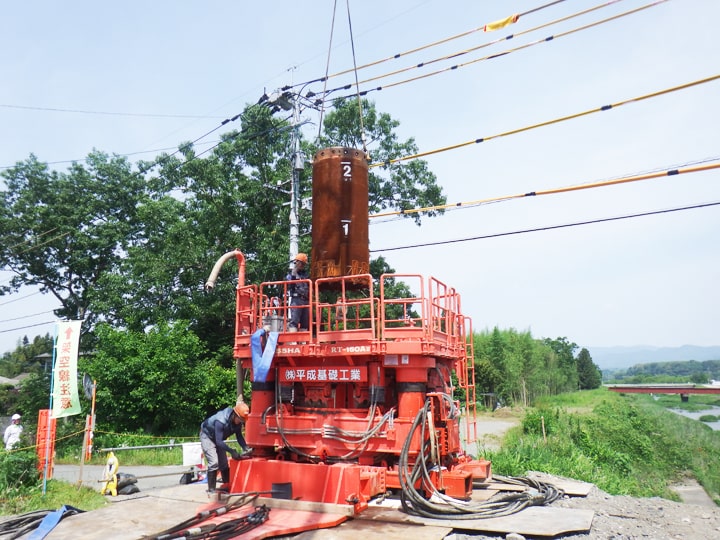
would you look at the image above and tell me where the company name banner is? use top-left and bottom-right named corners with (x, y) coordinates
top-left (51, 320), bottom-right (82, 418)
top-left (280, 366), bottom-right (367, 383)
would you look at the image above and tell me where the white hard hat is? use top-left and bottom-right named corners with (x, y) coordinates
top-left (11, 413), bottom-right (21, 420)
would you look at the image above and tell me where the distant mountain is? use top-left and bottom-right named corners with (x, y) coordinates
top-left (587, 345), bottom-right (720, 370)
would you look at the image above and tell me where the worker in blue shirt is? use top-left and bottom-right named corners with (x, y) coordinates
top-left (286, 252), bottom-right (310, 332)
top-left (199, 400), bottom-right (250, 494)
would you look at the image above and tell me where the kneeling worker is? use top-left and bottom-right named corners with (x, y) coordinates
top-left (200, 399), bottom-right (250, 493)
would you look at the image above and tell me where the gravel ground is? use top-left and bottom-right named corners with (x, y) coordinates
top-left (553, 483), bottom-right (720, 540)
top-left (521, 472), bottom-right (720, 540)
top-left (444, 472), bottom-right (720, 540)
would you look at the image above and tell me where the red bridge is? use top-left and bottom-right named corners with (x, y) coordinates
top-left (607, 384), bottom-right (720, 394)
top-left (607, 384), bottom-right (720, 401)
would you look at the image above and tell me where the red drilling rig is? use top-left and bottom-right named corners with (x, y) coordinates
top-left (205, 147), bottom-right (490, 515)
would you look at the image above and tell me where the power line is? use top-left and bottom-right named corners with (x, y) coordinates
top-left (315, 0), bottom-right (636, 100)
top-left (0, 1), bottom-right (633, 173)
top-left (0, 309), bottom-right (56, 324)
top-left (0, 141), bottom-right (218, 171)
top-left (318, 0), bottom-right (665, 105)
top-left (0, 320), bottom-right (56, 335)
top-left (0, 0), bottom-right (665, 177)
top-left (0, 103), bottom-right (226, 120)
top-left (369, 160), bottom-right (720, 219)
top-left (370, 201), bottom-right (720, 253)
top-left (287, 0), bottom-right (571, 88)
top-left (369, 73), bottom-right (720, 168)
top-left (0, 290), bottom-right (43, 306)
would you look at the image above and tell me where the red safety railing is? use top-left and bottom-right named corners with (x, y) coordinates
top-left (234, 273), bottom-right (471, 363)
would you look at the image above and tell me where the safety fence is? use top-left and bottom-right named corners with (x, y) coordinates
top-left (3, 419), bottom-right (202, 484)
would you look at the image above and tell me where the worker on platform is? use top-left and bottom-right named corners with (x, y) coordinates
top-left (286, 252), bottom-right (309, 332)
top-left (4, 413), bottom-right (23, 450)
top-left (199, 399), bottom-right (250, 494)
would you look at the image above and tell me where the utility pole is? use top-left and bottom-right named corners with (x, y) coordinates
top-left (259, 88), bottom-right (304, 264)
top-left (289, 95), bottom-right (303, 262)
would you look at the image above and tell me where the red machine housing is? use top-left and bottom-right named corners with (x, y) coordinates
top-left (221, 263), bottom-right (489, 513)
top-left (211, 147), bottom-right (489, 515)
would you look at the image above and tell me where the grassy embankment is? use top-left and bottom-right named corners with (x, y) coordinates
top-left (4, 387), bottom-right (719, 515)
top-left (483, 387), bottom-right (720, 504)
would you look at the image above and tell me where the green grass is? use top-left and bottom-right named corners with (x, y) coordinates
top-left (0, 479), bottom-right (107, 516)
top-left (2, 440), bottom-right (187, 517)
top-left (56, 447), bottom-right (184, 467)
top-left (484, 388), bottom-right (720, 504)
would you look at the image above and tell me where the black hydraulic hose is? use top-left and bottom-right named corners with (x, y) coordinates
top-left (0, 506), bottom-right (84, 540)
top-left (0, 510), bottom-right (52, 540)
top-left (398, 399), bottom-right (565, 520)
top-left (180, 505), bottom-right (270, 540)
top-left (139, 493), bottom-right (263, 540)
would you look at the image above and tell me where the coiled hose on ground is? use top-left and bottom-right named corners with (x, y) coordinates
top-left (399, 400), bottom-right (563, 520)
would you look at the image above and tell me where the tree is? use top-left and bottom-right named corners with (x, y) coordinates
top-left (0, 333), bottom-right (53, 377)
top-left (2, 97), bottom-right (450, 435)
top-left (317, 98), bottom-right (446, 224)
top-left (576, 348), bottom-right (602, 389)
top-left (0, 152), bottom-right (148, 338)
top-left (544, 337), bottom-right (579, 392)
top-left (81, 321), bottom-right (234, 433)
top-left (474, 327), bottom-right (512, 403)
top-left (86, 98), bottom-right (448, 348)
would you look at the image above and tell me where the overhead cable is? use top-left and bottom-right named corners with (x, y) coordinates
top-left (370, 201), bottom-right (720, 253)
top-left (0, 320), bottom-right (57, 334)
top-left (344, 0), bottom-right (369, 155)
top-left (0, 309), bottom-right (55, 324)
top-left (0, 103), bottom-right (226, 120)
top-left (286, 0), bottom-right (570, 89)
top-left (368, 73), bottom-right (720, 169)
top-left (370, 161), bottom-right (720, 219)
top-left (317, 0), bottom-right (340, 138)
top-left (0, 290), bottom-right (43, 306)
top-left (5, 227), bottom-right (58, 251)
top-left (315, 0), bottom-right (633, 100)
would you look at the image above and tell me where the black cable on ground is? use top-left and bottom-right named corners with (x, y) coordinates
top-left (0, 506), bottom-right (84, 540)
top-left (0, 510), bottom-right (52, 540)
top-left (139, 493), bottom-right (267, 540)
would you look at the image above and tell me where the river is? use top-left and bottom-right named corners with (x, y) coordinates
top-left (667, 404), bottom-right (720, 431)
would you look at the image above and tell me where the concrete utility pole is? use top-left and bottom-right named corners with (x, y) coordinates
top-left (261, 89), bottom-right (304, 264)
top-left (289, 96), bottom-right (303, 263)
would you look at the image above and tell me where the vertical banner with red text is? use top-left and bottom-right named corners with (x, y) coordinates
top-left (51, 320), bottom-right (82, 418)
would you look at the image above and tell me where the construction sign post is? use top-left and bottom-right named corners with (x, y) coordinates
top-left (41, 320), bottom-right (83, 494)
top-left (51, 320), bottom-right (82, 419)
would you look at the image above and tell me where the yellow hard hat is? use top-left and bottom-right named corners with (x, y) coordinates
top-left (294, 253), bottom-right (308, 264)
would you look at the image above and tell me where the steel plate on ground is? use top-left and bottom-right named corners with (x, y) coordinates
top-left (357, 504), bottom-right (594, 537)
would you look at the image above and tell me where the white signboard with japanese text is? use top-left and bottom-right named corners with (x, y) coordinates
top-left (51, 320), bottom-right (82, 418)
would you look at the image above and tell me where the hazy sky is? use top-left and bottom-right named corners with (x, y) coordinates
top-left (1, 0), bottom-right (718, 354)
